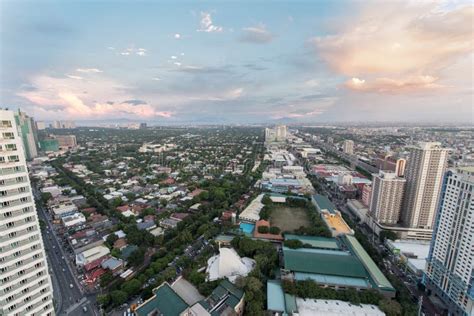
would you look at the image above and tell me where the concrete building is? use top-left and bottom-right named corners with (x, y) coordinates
top-left (265, 125), bottom-right (287, 143)
top-left (402, 142), bottom-right (448, 229)
top-left (425, 167), bottom-right (474, 315)
top-left (369, 171), bottom-right (406, 225)
top-left (35, 121), bottom-right (46, 130)
top-left (342, 140), bottom-right (354, 155)
top-left (54, 134), bottom-right (77, 149)
top-left (0, 110), bottom-right (54, 315)
top-left (14, 110), bottom-right (38, 160)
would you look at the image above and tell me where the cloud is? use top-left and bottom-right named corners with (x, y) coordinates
top-left (304, 79), bottom-right (319, 88)
top-left (76, 68), bottom-right (102, 73)
top-left (239, 24), bottom-right (273, 43)
top-left (17, 75), bottom-right (170, 119)
top-left (345, 75), bottom-right (444, 93)
top-left (152, 77), bottom-right (161, 81)
top-left (122, 99), bottom-right (148, 105)
top-left (173, 62), bottom-right (182, 67)
top-left (171, 55), bottom-right (177, 59)
top-left (174, 33), bottom-right (181, 39)
top-left (197, 12), bottom-right (223, 33)
top-left (311, 2), bottom-right (473, 93)
top-left (136, 48), bottom-right (147, 56)
top-left (175, 65), bottom-right (232, 74)
top-left (66, 75), bottom-right (83, 80)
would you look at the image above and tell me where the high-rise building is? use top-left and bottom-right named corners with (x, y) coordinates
top-left (342, 140), bottom-right (354, 155)
top-left (54, 134), bottom-right (77, 148)
top-left (425, 167), bottom-right (474, 315)
top-left (402, 142), bottom-right (448, 229)
top-left (361, 184), bottom-right (372, 207)
top-left (369, 171), bottom-right (406, 225)
top-left (265, 125), bottom-right (287, 143)
top-left (35, 121), bottom-right (46, 130)
top-left (14, 110), bottom-right (39, 160)
top-left (375, 155), bottom-right (407, 177)
top-left (0, 110), bottom-right (54, 315)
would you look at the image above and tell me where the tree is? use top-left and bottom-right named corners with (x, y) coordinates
top-left (100, 271), bottom-right (114, 287)
top-left (269, 226), bottom-right (280, 235)
top-left (284, 239), bottom-right (303, 249)
top-left (96, 294), bottom-right (110, 307)
top-left (121, 279), bottom-right (142, 296)
top-left (106, 233), bottom-right (118, 247)
top-left (110, 290), bottom-right (128, 306)
top-left (380, 230), bottom-right (398, 242)
top-left (128, 247), bottom-right (146, 267)
top-left (257, 226), bottom-right (269, 234)
top-left (162, 267), bottom-right (176, 281)
top-left (379, 299), bottom-right (402, 316)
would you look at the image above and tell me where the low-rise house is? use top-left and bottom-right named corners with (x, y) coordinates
top-left (76, 245), bottom-right (110, 266)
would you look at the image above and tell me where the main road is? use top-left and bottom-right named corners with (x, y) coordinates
top-left (34, 189), bottom-right (98, 315)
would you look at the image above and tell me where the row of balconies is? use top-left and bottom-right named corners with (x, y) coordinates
top-left (0, 251), bottom-right (44, 279)
top-left (0, 186), bottom-right (30, 198)
top-left (1, 196), bottom-right (33, 209)
top-left (0, 223), bottom-right (37, 243)
top-left (0, 165), bottom-right (26, 176)
top-left (0, 232), bottom-right (40, 253)
top-left (1, 205), bottom-right (34, 221)
top-left (0, 176), bottom-right (27, 187)
top-left (0, 240), bottom-right (42, 263)
top-left (4, 291), bottom-right (52, 316)
top-left (0, 267), bottom-right (49, 296)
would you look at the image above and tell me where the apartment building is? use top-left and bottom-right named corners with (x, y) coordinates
top-left (0, 110), bottom-right (54, 315)
top-left (425, 167), bottom-right (474, 315)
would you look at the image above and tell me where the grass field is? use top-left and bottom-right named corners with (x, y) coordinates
top-left (269, 206), bottom-right (311, 232)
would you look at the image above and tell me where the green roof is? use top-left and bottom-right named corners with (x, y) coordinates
top-left (285, 234), bottom-right (340, 250)
top-left (135, 283), bottom-right (188, 316)
top-left (312, 194), bottom-right (336, 214)
top-left (207, 279), bottom-right (244, 315)
top-left (267, 280), bottom-right (286, 312)
top-left (283, 248), bottom-right (367, 279)
top-left (344, 235), bottom-right (395, 291)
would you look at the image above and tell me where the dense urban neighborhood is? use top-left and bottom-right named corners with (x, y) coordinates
top-left (1, 108), bottom-right (473, 315)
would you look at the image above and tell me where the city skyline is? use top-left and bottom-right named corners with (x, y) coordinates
top-left (1, 0), bottom-right (473, 124)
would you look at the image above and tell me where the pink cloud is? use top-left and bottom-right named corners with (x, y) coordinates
top-left (312, 2), bottom-right (473, 94)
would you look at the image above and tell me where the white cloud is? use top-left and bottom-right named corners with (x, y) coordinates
top-left (120, 52), bottom-right (131, 56)
top-left (66, 75), bottom-right (83, 80)
top-left (76, 68), bottom-right (103, 73)
top-left (312, 2), bottom-right (473, 94)
top-left (171, 55), bottom-right (178, 59)
top-left (197, 12), bottom-right (223, 33)
top-left (152, 77), bottom-right (162, 81)
top-left (173, 62), bottom-right (182, 67)
top-left (240, 24), bottom-right (273, 43)
top-left (304, 79), bottom-right (319, 88)
top-left (174, 33), bottom-right (181, 39)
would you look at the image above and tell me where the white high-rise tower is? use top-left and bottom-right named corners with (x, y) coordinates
top-left (425, 167), bottom-right (474, 315)
top-left (0, 109), bottom-right (54, 315)
top-left (402, 142), bottom-right (448, 229)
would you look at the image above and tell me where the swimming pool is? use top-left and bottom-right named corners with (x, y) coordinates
top-left (240, 222), bottom-right (255, 235)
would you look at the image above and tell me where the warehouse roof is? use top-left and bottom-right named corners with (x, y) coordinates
top-left (285, 234), bottom-right (340, 250)
top-left (344, 235), bottom-right (394, 291)
top-left (312, 194), bottom-right (336, 214)
top-left (283, 248), bottom-right (367, 279)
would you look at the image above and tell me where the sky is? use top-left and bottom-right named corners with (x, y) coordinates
top-left (0, 0), bottom-right (473, 124)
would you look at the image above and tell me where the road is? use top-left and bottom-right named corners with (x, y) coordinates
top-left (35, 190), bottom-right (98, 315)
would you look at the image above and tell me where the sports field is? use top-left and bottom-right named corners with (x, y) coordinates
top-left (269, 206), bottom-right (311, 232)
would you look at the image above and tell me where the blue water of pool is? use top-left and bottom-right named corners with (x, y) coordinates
top-left (240, 222), bottom-right (255, 234)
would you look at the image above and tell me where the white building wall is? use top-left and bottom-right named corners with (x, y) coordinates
top-left (0, 110), bottom-right (54, 315)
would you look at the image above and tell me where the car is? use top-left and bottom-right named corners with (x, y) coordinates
top-left (69, 284), bottom-right (74, 288)
top-left (83, 306), bottom-right (88, 313)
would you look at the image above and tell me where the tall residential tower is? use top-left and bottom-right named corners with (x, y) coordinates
top-left (0, 110), bottom-right (54, 315)
top-left (425, 167), bottom-right (474, 315)
top-left (402, 142), bottom-right (448, 229)
top-left (369, 171), bottom-right (406, 225)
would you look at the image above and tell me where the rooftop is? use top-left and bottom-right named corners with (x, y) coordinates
top-left (283, 247), bottom-right (367, 279)
top-left (344, 235), bottom-right (394, 291)
top-left (135, 282), bottom-right (188, 316)
top-left (312, 194), bottom-right (336, 214)
top-left (285, 234), bottom-right (340, 250)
